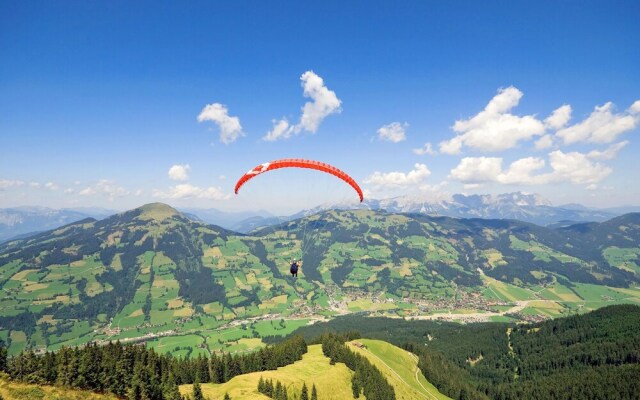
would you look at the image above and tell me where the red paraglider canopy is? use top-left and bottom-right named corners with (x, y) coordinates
top-left (234, 158), bottom-right (364, 202)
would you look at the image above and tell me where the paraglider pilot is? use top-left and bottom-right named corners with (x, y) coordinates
top-left (290, 259), bottom-right (300, 278)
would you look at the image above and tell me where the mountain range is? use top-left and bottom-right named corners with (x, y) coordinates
top-left (3, 192), bottom-right (636, 241)
top-left (1, 202), bottom-right (639, 356)
top-left (0, 206), bottom-right (117, 242)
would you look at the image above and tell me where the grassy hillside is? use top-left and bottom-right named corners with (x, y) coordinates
top-left (1, 203), bottom-right (639, 357)
top-left (179, 344), bottom-right (354, 400)
top-left (0, 373), bottom-right (118, 400)
top-left (347, 339), bottom-right (450, 400)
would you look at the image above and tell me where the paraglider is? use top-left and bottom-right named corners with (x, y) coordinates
top-left (290, 259), bottom-right (300, 278)
top-left (234, 158), bottom-right (364, 202)
top-left (234, 158), bottom-right (363, 279)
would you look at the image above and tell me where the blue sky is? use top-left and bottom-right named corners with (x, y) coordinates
top-left (1, 1), bottom-right (639, 214)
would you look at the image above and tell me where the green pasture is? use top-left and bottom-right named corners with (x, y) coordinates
top-left (349, 339), bottom-right (451, 400)
top-left (180, 344), bottom-right (355, 400)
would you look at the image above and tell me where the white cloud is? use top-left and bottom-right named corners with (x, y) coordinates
top-left (264, 118), bottom-right (293, 141)
top-left (547, 150), bottom-right (611, 184)
top-left (134, 189), bottom-right (144, 196)
top-left (64, 188), bottom-right (74, 194)
top-left (0, 179), bottom-right (24, 189)
top-left (534, 134), bottom-right (554, 150)
top-left (29, 182), bottom-right (41, 188)
top-left (555, 101), bottom-right (639, 145)
top-left (498, 157), bottom-right (546, 185)
top-left (449, 151), bottom-right (611, 186)
top-left (364, 163), bottom-right (431, 188)
top-left (463, 183), bottom-right (483, 190)
top-left (79, 180), bottom-right (129, 199)
top-left (586, 141), bottom-right (629, 160)
top-left (197, 103), bottom-right (244, 144)
top-left (168, 164), bottom-right (190, 181)
top-left (628, 100), bottom-right (640, 115)
top-left (439, 86), bottom-right (546, 153)
top-left (218, 175), bottom-right (226, 180)
top-left (449, 157), bottom-right (503, 183)
top-left (377, 122), bottom-right (407, 143)
top-left (264, 71), bottom-right (341, 141)
top-left (153, 184), bottom-right (230, 201)
top-left (44, 182), bottom-right (59, 190)
top-left (544, 104), bottom-right (572, 129)
top-left (413, 142), bottom-right (436, 155)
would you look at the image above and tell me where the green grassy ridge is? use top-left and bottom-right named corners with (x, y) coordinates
top-left (347, 339), bottom-right (450, 400)
top-left (180, 344), bottom-right (354, 400)
top-left (179, 340), bottom-right (450, 400)
top-left (1, 204), bottom-right (639, 356)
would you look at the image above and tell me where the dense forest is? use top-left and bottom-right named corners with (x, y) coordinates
top-left (284, 304), bottom-right (640, 400)
top-left (0, 335), bottom-right (307, 399)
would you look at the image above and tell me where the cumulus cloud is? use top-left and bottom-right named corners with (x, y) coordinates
top-left (534, 134), bottom-right (554, 150)
top-left (449, 157), bottom-right (503, 183)
top-left (364, 163), bottom-right (431, 188)
top-left (79, 180), bottom-right (129, 199)
top-left (264, 71), bottom-right (341, 141)
top-left (449, 151), bottom-right (612, 186)
top-left (586, 141), bottom-right (629, 160)
top-left (439, 86), bottom-right (546, 153)
top-left (168, 164), bottom-right (190, 181)
top-left (153, 184), bottom-right (230, 201)
top-left (413, 142), bottom-right (436, 155)
top-left (264, 118), bottom-right (294, 141)
top-left (29, 182), bottom-right (41, 188)
top-left (0, 179), bottom-right (25, 189)
top-left (547, 150), bottom-right (612, 184)
top-left (544, 104), bottom-right (572, 129)
top-left (498, 157), bottom-right (546, 185)
top-left (555, 101), bottom-right (639, 145)
top-left (197, 103), bottom-right (244, 144)
top-left (377, 122), bottom-right (407, 143)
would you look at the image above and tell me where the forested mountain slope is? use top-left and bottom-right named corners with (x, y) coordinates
top-left (1, 203), bottom-right (639, 356)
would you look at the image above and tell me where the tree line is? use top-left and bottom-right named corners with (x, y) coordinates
top-left (319, 333), bottom-right (396, 400)
top-left (1, 335), bottom-right (307, 400)
top-left (257, 376), bottom-right (318, 400)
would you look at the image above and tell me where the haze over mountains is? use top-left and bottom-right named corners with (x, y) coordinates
top-left (2, 192), bottom-right (637, 240)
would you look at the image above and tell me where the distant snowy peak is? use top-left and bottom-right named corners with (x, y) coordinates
top-left (297, 191), bottom-right (618, 226)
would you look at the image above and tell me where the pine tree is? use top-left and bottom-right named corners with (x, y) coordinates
top-left (301, 382), bottom-right (309, 400)
top-left (311, 384), bottom-right (318, 400)
top-left (352, 378), bottom-right (360, 398)
top-left (0, 343), bottom-right (7, 372)
top-left (266, 379), bottom-right (274, 397)
top-left (224, 393), bottom-right (231, 400)
top-left (258, 376), bottom-right (265, 394)
top-left (192, 381), bottom-right (204, 400)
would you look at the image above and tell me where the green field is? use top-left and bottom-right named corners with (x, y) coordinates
top-left (180, 344), bottom-right (355, 400)
top-left (348, 339), bottom-right (451, 400)
top-left (0, 373), bottom-right (119, 400)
